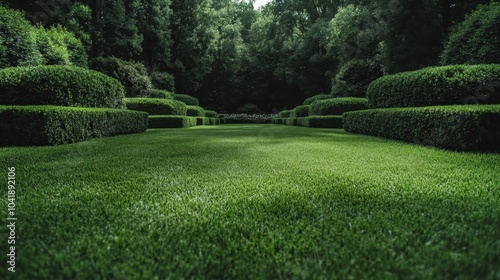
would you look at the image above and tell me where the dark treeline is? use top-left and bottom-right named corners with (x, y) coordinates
top-left (1, 0), bottom-right (494, 112)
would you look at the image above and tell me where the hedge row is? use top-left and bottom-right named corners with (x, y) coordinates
top-left (0, 106), bottom-right (148, 146)
top-left (149, 89), bottom-right (173, 99)
top-left (273, 116), bottom-right (343, 128)
top-left (303, 94), bottom-right (332, 105)
top-left (148, 116), bottom-right (197, 128)
top-left (367, 64), bottom-right (500, 108)
top-left (187, 105), bottom-right (205, 117)
top-left (309, 98), bottom-right (368, 116)
top-left (291, 105), bottom-right (310, 117)
top-left (174, 94), bottom-right (199, 106)
top-left (278, 110), bottom-right (292, 118)
top-left (343, 105), bottom-right (500, 152)
top-left (205, 110), bottom-right (218, 118)
top-left (0, 66), bottom-right (125, 108)
top-left (124, 98), bottom-right (187, 116)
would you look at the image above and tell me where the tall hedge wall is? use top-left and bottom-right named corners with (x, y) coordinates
top-left (124, 98), bottom-right (187, 116)
top-left (0, 66), bottom-right (125, 108)
top-left (309, 98), bottom-right (368, 116)
top-left (367, 64), bottom-right (500, 108)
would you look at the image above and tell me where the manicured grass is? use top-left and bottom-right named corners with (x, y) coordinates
top-left (1, 125), bottom-right (499, 279)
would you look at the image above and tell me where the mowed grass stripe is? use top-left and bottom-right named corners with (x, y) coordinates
top-left (0, 124), bottom-right (499, 279)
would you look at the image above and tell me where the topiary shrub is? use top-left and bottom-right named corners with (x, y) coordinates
top-left (291, 105), bottom-right (310, 117)
top-left (440, 2), bottom-right (500, 65)
top-left (309, 98), bottom-right (368, 116)
top-left (0, 5), bottom-right (43, 68)
top-left (196, 117), bottom-right (210, 125)
top-left (173, 94), bottom-right (200, 106)
top-left (150, 71), bottom-right (175, 92)
top-left (124, 98), bottom-right (187, 116)
top-left (367, 64), bottom-right (500, 108)
top-left (331, 59), bottom-right (383, 97)
top-left (0, 65), bottom-right (124, 108)
top-left (204, 110), bottom-right (218, 118)
top-left (278, 110), bottom-right (292, 118)
top-left (236, 103), bottom-right (262, 114)
top-left (0, 105), bottom-right (148, 146)
top-left (148, 89), bottom-right (173, 99)
top-left (90, 56), bottom-right (152, 97)
top-left (186, 105), bottom-right (205, 117)
top-left (148, 116), bottom-right (197, 128)
top-left (343, 105), bottom-right (500, 152)
top-left (303, 94), bottom-right (332, 105)
top-left (209, 118), bottom-right (220, 125)
top-left (305, 116), bottom-right (343, 128)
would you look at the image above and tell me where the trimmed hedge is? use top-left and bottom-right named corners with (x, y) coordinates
top-left (343, 105), bottom-right (500, 152)
top-left (205, 110), bottom-right (218, 118)
top-left (174, 94), bottom-right (199, 106)
top-left (367, 64), bottom-right (500, 108)
top-left (186, 105), bottom-right (205, 117)
top-left (309, 98), bottom-right (368, 116)
top-left (305, 116), bottom-right (343, 128)
top-left (209, 118), bottom-right (220, 125)
top-left (303, 94), bottom-right (332, 105)
top-left (196, 117), bottom-right (210, 126)
top-left (278, 110), bottom-right (292, 118)
top-left (0, 106), bottom-right (147, 146)
top-left (291, 105), bottom-right (310, 117)
top-left (124, 98), bottom-right (187, 116)
top-left (149, 89), bottom-right (173, 99)
top-left (0, 66), bottom-right (125, 108)
top-left (148, 116), bottom-right (197, 128)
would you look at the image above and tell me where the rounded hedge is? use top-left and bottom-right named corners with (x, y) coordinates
top-left (440, 2), bottom-right (500, 65)
top-left (278, 110), bottom-right (292, 118)
top-left (150, 71), bottom-right (175, 92)
top-left (367, 64), bottom-right (500, 108)
top-left (149, 89), bottom-right (173, 99)
top-left (0, 65), bottom-right (125, 108)
top-left (174, 94), bottom-right (199, 106)
top-left (309, 98), bottom-right (368, 116)
top-left (205, 110), bottom-right (218, 118)
top-left (186, 105), bottom-right (205, 117)
top-left (303, 94), bottom-right (332, 105)
top-left (291, 105), bottom-right (310, 117)
top-left (124, 98), bottom-right (187, 116)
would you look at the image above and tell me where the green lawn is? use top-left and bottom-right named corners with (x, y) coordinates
top-left (1, 124), bottom-right (499, 279)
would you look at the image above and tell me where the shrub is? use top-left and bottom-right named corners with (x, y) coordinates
top-left (291, 105), bottom-right (310, 118)
top-left (305, 116), bottom-right (343, 128)
top-left (221, 114), bottom-right (274, 124)
top-left (367, 64), bottom-right (500, 108)
top-left (90, 56), bottom-right (152, 97)
top-left (303, 94), bottom-right (332, 105)
top-left (0, 5), bottom-right (43, 68)
top-left (209, 118), bottom-right (220, 125)
top-left (124, 98), bottom-right (187, 116)
top-left (148, 116), bottom-right (197, 128)
top-left (0, 105), bottom-right (147, 146)
top-left (186, 105), bottom-right (205, 117)
top-left (205, 110), bottom-right (218, 118)
top-left (196, 117), bottom-right (210, 126)
top-left (0, 66), bottom-right (124, 108)
top-left (148, 89), bottom-right (173, 99)
top-left (440, 3), bottom-right (500, 65)
top-left (309, 98), bottom-right (368, 116)
top-left (284, 118), bottom-right (298, 126)
top-left (343, 105), bottom-right (500, 152)
top-left (173, 94), bottom-right (200, 106)
top-left (331, 60), bottom-right (383, 97)
top-left (236, 103), bottom-right (262, 114)
top-left (278, 110), bottom-right (292, 118)
top-left (150, 71), bottom-right (175, 92)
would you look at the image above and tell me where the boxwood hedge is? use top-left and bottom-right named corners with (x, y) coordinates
top-left (148, 116), bottom-right (197, 128)
top-left (149, 89), bottom-right (173, 99)
top-left (186, 105), bottom-right (205, 117)
top-left (305, 116), bottom-right (343, 128)
top-left (303, 94), bottom-right (332, 105)
top-left (367, 64), bottom-right (500, 108)
top-left (174, 94), bottom-right (199, 106)
top-left (0, 66), bottom-right (125, 108)
top-left (124, 98), bottom-right (187, 116)
top-left (291, 105), bottom-right (310, 118)
top-left (205, 110), bottom-right (218, 118)
top-left (0, 106), bottom-right (148, 146)
top-left (209, 118), bottom-right (220, 125)
top-left (196, 117), bottom-right (210, 126)
top-left (309, 98), bottom-right (368, 116)
top-left (343, 105), bottom-right (500, 152)
top-left (278, 110), bottom-right (292, 118)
